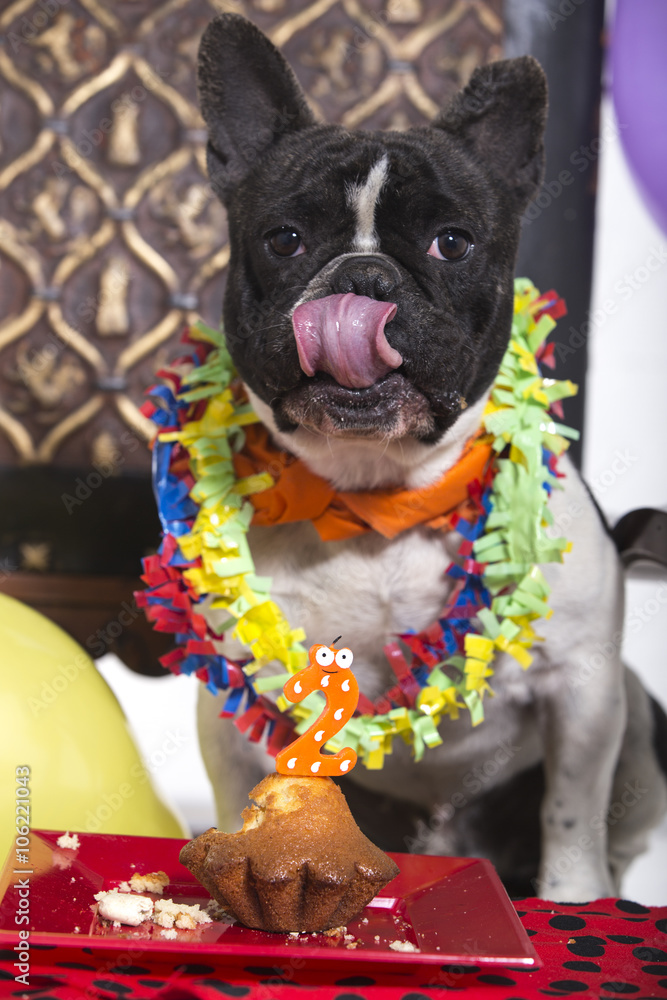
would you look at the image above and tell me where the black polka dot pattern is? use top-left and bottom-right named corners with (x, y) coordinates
top-left (55, 961), bottom-right (97, 970)
top-left (600, 983), bottom-right (641, 994)
top-left (175, 963), bottom-right (217, 975)
top-left (106, 964), bottom-right (151, 976)
top-left (158, 990), bottom-right (206, 1000)
top-left (633, 946), bottom-right (667, 962)
top-left (549, 915), bottom-right (587, 931)
top-left (334, 976), bottom-right (376, 986)
top-left (616, 900), bottom-right (651, 915)
top-left (90, 983), bottom-right (134, 995)
top-left (194, 982), bottom-right (250, 996)
top-left (548, 980), bottom-right (589, 993)
top-left (640, 964), bottom-right (667, 976)
top-left (566, 935), bottom-right (607, 957)
top-left (477, 973), bottom-right (517, 985)
top-left (563, 961), bottom-right (601, 972)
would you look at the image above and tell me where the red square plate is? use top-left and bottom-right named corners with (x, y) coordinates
top-left (0, 830), bottom-right (540, 970)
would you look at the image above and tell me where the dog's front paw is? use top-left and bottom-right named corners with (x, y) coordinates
top-left (534, 859), bottom-right (615, 903)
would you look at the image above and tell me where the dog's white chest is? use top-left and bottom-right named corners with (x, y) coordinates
top-left (246, 520), bottom-right (461, 700)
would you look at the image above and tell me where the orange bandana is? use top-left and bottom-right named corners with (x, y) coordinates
top-left (233, 424), bottom-right (493, 542)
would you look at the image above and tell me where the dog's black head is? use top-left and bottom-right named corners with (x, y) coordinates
top-left (198, 14), bottom-right (547, 446)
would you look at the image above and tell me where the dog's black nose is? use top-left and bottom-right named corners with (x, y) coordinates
top-left (331, 255), bottom-right (399, 300)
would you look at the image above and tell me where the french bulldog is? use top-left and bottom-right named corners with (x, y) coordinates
top-left (194, 13), bottom-right (667, 901)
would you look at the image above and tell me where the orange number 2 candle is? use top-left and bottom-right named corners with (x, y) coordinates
top-left (276, 642), bottom-right (359, 777)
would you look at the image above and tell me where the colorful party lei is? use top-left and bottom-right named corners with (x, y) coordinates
top-left (137, 278), bottom-right (578, 770)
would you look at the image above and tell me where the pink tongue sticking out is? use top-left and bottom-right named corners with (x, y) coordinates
top-left (292, 293), bottom-right (401, 389)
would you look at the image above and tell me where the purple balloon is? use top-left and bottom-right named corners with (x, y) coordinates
top-left (611, 0), bottom-right (667, 235)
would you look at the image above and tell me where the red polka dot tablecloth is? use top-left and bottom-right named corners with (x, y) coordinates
top-left (2, 897), bottom-right (666, 1000)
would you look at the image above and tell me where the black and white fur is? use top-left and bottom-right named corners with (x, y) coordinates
top-left (194, 14), bottom-right (667, 901)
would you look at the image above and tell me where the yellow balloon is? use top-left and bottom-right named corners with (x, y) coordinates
top-left (0, 592), bottom-right (186, 861)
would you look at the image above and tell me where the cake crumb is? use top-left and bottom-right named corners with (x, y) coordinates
top-left (74, 926), bottom-right (80, 934)
top-left (345, 941), bottom-right (358, 949)
top-left (374, 934), bottom-right (380, 943)
top-left (94, 888), bottom-right (153, 926)
top-left (128, 871), bottom-right (169, 895)
top-left (288, 931), bottom-right (300, 939)
top-left (160, 928), bottom-right (178, 940)
top-left (323, 925), bottom-right (346, 938)
top-left (117, 881), bottom-right (131, 893)
top-left (361, 917), bottom-right (368, 924)
top-left (388, 940), bottom-right (420, 953)
top-left (153, 898), bottom-right (212, 929)
top-left (56, 832), bottom-right (80, 850)
top-left (70, 877), bottom-right (76, 883)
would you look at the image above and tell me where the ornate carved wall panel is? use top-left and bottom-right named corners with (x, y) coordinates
top-left (0, 0), bottom-right (502, 474)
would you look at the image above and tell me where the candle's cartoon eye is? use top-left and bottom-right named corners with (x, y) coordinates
top-left (314, 645), bottom-right (335, 667)
top-left (335, 648), bottom-right (354, 669)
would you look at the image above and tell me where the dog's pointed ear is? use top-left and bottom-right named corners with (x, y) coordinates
top-left (198, 14), bottom-right (316, 202)
top-left (434, 56), bottom-right (548, 211)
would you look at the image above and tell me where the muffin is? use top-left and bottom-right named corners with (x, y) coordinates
top-left (179, 772), bottom-right (399, 932)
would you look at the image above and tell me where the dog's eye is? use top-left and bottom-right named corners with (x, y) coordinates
top-left (334, 648), bottom-right (353, 669)
top-left (267, 227), bottom-right (305, 257)
top-left (315, 646), bottom-right (335, 667)
top-left (428, 231), bottom-right (471, 261)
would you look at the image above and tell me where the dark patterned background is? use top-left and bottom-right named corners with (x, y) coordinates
top-left (0, 0), bottom-right (502, 474)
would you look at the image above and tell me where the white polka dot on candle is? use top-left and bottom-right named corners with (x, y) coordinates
top-left (314, 730), bottom-right (324, 742)
top-left (294, 680), bottom-right (302, 694)
top-left (321, 675), bottom-right (329, 688)
top-left (341, 679), bottom-right (350, 692)
top-left (287, 757), bottom-right (297, 769)
top-left (334, 708), bottom-right (344, 721)
top-left (340, 760), bottom-right (350, 772)
top-left (310, 761), bottom-right (321, 773)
